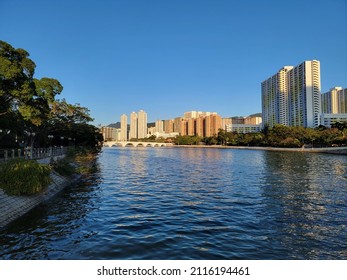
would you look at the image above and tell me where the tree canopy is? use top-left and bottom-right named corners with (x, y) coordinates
top-left (174, 124), bottom-right (347, 148)
top-left (0, 40), bottom-right (102, 148)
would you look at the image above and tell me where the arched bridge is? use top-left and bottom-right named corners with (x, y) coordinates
top-left (103, 141), bottom-right (171, 147)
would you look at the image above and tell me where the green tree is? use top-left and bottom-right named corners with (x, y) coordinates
top-left (0, 40), bottom-right (36, 116)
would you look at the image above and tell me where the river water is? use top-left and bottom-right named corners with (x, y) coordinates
top-left (1, 147), bottom-right (346, 259)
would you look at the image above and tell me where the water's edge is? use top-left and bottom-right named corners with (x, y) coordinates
top-left (172, 145), bottom-right (347, 154)
top-left (0, 172), bottom-right (81, 228)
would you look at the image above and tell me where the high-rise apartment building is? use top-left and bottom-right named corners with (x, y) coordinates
top-left (322, 87), bottom-right (341, 114)
top-left (338, 88), bottom-right (347, 113)
top-left (155, 120), bottom-right (164, 133)
top-left (184, 111), bottom-right (202, 119)
top-left (174, 117), bottom-right (183, 134)
top-left (195, 116), bottom-right (205, 137)
top-left (187, 118), bottom-right (195, 136)
top-left (137, 110), bottom-right (147, 139)
top-left (262, 60), bottom-right (321, 128)
top-left (164, 119), bottom-right (174, 133)
top-left (129, 112), bottom-right (138, 139)
top-left (322, 87), bottom-right (347, 114)
top-left (120, 114), bottom-right (128, 141)
top-left (261, 66), bottom-right (292, 127)
top-left (204, 114), bottom-right (222, 137)
top-left (101, 126), bottom-right (120, 141)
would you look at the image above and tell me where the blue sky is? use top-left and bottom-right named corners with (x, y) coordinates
top-left (1, 0), bottom-right (346, 125)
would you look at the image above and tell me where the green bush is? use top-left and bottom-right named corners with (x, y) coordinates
top-left (51, 158), bottom-right (76, 176)
top-left (0, 159), bottom-right (51, 195)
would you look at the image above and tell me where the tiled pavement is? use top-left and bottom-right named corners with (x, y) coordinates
top-left (0, 172), bottom-right (81, 228)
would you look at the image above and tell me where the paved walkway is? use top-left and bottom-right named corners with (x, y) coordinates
top-left (0, 172), bottom-right (80, 228)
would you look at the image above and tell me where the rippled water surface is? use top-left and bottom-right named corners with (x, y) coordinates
top-left (1, 147), bottom-right (346, 259)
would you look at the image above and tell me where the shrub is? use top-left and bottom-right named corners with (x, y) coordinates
top-left (51, 158), bottom-right (76, 176)
top-left (0, 159), bottom-right (51, 195)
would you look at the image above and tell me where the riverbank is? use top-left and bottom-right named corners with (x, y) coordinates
top-left (172, 145), bottom-right (347, 155)
top-left (0, 170), bottom-right (81, 228)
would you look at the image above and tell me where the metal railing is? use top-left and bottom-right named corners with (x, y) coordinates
top-left (0, 147), bottom-right (68, 162)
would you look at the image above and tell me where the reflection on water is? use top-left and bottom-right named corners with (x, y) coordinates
top-left (261, 152), bottom-right (347, 259)
top-left (0, 147), bottom-right (346, 259)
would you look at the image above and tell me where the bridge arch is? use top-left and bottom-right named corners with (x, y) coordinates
top-left (103, 141), bottom-right (169, 148)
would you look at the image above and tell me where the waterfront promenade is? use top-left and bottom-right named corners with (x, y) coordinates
top-left (0, 150), bottom-right (78, 228)
top-left (0, 171), bottom-right (81, 228)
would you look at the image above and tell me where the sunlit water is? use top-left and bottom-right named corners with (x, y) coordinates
top-left (1, 147), bottom-right (346, 259)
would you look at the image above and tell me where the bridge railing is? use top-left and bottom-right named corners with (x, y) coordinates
top-left (0, 147), bottom-right (68, 163)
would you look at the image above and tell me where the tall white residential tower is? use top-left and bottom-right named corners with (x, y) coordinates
top-left (262, 60), bottom-right (321, 128)
top-left (129, 112), bottom-right (138, 139)
top-left (120, 114), bottom-right (128, 141)
top-left (137, 110), bottom-right (148, 139)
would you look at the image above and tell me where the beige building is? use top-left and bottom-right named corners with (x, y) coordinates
top-left (120, 114), bottom-right (128, 141)
top-left (137, 110), bottom-right (147, 139)
top-left (204, 114), bottom-right (222, 137)
top-left (155, 120), bottom-right (164, 133)
top-left (174, 117), bottom-right (183, 134)
top-left (322, 87), bottom-right (347, 114)
top-left (222, 118), bottom-right (232, 130)
top-left (187, 118), bottom-right (195, 136)
top-left (164, 119), bottom-right (174, 133)
top-left (129, 112), bottom-right (138, 139)
top-left (195, 117), bottom-right (205, 137)
top-left (147, 126), bottom-right (156, 136)
top-left (245, 115), bottom-right (262, 125)
top-left (101, 126), bottom-right (120, 141)
top-left (184, 111), bottom-right (202, 119)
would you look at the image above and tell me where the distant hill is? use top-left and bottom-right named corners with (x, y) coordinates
top-left (249, 113), bottom-right (262, 118)
top-left (108, 122), bottom-right (121, 128)
top-left (228, 113), bottom-right (262, 119)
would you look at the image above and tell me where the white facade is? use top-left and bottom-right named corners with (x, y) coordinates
top-left (226, 124), bottom-right (262, 134)
top-left (320, 113), bottom-right (347, 128)
top-left (153, 132), bottom-right (179, 139)
top-left (262, 60), bottom-right (321, 128)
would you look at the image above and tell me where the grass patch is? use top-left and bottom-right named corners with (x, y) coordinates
top-left (0, 159), bottom-right (51, 195)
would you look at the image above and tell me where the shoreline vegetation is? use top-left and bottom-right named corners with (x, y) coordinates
top-left (169, 144), bottom-right (347, 155)
top-left (0, 147), bottom-right (100, 195)
top-left (173, 124), bottom-right (347, 148)
top-left (0, 41), bottom-right (102, 196)
top-left (117, 124), bottom-right (347, 155)
top-left (0, 147), bottom-right (100, 227)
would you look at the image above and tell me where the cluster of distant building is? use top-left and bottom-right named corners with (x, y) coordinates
top-left (101, 110), bottom-right (262, 141)
top-left (102, 59), bottom-right (346, 142)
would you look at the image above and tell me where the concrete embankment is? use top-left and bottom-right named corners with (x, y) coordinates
top-left (172, 145), bottom-right (347, 155)
top-left (0, 171), bottom-right (81, 228)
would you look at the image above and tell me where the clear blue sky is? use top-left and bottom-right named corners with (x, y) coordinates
top-left (1, 0), bottom-right (346, 125)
